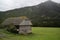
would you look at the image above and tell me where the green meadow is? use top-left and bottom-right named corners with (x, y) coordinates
top-left (0, 27), bottom-right (60, 40)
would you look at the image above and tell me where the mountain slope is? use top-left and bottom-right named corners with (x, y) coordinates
top-left (0, 0), bottom-right (60, 26)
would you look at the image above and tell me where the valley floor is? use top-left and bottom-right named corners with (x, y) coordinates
top-left (0, 27), bottom-right (60, 40)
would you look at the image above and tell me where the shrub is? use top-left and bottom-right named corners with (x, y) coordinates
top-left (6, 23), bottom-right (17, 33)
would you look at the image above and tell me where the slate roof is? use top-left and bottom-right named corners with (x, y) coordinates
top-left (20, 20), bottom-right (32, 25)
top-left (2, 17), bottom-right (32, 25)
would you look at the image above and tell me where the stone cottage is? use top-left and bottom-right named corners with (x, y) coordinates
top-left (2, 16), bottom-right (32, 34)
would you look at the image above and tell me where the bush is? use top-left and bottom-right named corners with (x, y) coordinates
top-left (6, 24), bottom-right (17, 33)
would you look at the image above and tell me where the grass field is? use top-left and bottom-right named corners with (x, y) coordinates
top-left (0, 27), bottom-right (60, 40)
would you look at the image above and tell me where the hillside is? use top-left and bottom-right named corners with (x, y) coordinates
top-left (0, 0), bottom-right (60, 27)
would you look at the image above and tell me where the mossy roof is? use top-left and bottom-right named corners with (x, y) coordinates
top-left (2, 16), bottom-right (32, 25)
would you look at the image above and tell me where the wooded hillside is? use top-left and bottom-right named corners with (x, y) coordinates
top-left (0, 0), bottom-right (60, 27)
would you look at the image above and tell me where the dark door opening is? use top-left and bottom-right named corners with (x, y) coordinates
top-left (15, 25), bottom-right (19, 29)
top-left (15, 25), bottom-right (19, 34)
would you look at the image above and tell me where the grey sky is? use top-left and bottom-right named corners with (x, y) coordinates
top-left (0, 0), bottom-right (60, 11)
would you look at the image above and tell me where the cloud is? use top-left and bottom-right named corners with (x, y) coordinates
top-left (0, 0), bottom-right (60, 11)
top-left (52, 0), bottom-right (60, 3)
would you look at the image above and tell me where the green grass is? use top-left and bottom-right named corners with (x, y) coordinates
top-left (0, 27), bottom-right (60, 40)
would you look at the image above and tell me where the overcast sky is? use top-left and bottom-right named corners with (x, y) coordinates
top-left (0, 0), bottom-right (60, 11)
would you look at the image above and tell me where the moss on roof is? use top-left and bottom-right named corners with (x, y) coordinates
top-left (20, 16), bottom-right (28, 19)
top-left (2, 16), bottom-right (32, 25)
